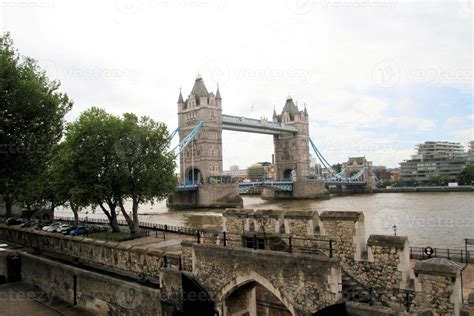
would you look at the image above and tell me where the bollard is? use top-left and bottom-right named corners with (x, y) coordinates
top-left (73, 275), bottom-right (77, 305)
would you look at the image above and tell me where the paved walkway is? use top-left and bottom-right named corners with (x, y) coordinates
top-left (0, 282), bottom-right (92, 315)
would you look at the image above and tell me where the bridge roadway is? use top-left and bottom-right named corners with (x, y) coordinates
top-left (176, 180), bottom-right (368, 193)
top-left (222, 114), bottom-right (298, 135)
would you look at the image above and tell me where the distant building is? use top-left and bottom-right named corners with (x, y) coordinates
top-left (469, 141), bottom-right (474, 152)
top-left (222, 167), bottom-right (247, 181)
top-left (229, 165), bottom-right (239, 171)
top-left (388, 168), bottom-right (401, 180)
top-left (400, 141), bottom-right (474, 184)
top-left (372, 165), bottom-right (390, 181)
top-left (246, 162), bottom-right (274, 181)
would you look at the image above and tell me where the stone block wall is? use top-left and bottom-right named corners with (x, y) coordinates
top-left (414, 260), bottom-right (462, 316)
top-left (0, 225), bottom-right (170, 279)
top-left (319, 212), bottom-right (411, 308)
top-left (223, 208), bottom-right (252, 235)
top-left (21, 252), bottom-right (162, 315)
top-left (181, 240), bottom-right (194, 272)
top-left (191, 243), bottom-right (341, 315)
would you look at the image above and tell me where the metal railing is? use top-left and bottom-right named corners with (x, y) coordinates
top-left (409, 246), bottom-right (472, 263)
top-left (207, 232), bottom-right (336, 258)
top-left (54, 216), bottom-right (199, 236)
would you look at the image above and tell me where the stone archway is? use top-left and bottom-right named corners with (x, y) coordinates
top-left (283, 169), bottom-right (293, 181)
top-left (219, 272), bottom-right (296, 316)
top-left (186, 167), bottom-right (202, 184)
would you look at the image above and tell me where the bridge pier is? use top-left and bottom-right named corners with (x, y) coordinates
top-left (261, 180), bottom-right (329, 200)
top-left (327, 184), bottom-right (373, 195)
top-left (167, 183), bottom-right (243, 208)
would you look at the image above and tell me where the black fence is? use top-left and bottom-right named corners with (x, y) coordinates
top-left (214, 232), bottom-right (336, 258)
top-left (409, 246), bottom-right (472, 263)
top-left (54, 216), bottom-right (199, 236)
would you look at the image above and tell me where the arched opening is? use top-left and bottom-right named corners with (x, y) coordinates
top-left (224, 281), bottom-right (291, 316)
top-left (186, 168), bottom-right (202, 185)
top-left (181, 273), bottom-right (216, 316)
top-left (221, 274), bottom-right (294, 316)
top-left (283, 169), bottom-right (293, 181)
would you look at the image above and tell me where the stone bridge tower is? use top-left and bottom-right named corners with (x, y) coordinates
top-left (273, 96), bottom-right (310, 181)
top-left (177, 74), bottom-right (223, 184)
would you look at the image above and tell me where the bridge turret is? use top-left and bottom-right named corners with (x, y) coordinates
top-left (273, 96), bottom-right (310, 181)
top-left (177, 75), bottom-right (223, 184)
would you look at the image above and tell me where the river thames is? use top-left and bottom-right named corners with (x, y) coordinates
top-left (56, 192), bottom-right (473, 249)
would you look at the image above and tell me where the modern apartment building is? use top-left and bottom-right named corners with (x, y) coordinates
top-left (400, 141), bottom-right (473, 184)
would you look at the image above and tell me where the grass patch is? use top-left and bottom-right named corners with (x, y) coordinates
top-left (88, 231), bottom-right (132, 242)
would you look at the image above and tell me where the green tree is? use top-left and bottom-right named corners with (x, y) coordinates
top-left (61, 108), bottom-right (177, 235)
top-left (458, 165), bottom-right (474, 185)
top-left (47, 143), bottom-right (88, 225)
top-left (332, 163), bottom-right (342, 173)
top-left (0, 33), bottom-right (72, 217)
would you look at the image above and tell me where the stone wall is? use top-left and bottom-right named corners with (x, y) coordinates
top-left (197, 183), bottom-right (243, 208)
top-left (292, 180), bottom-right (328, 199)
top-left (414, 259), bottom-right (463, 316)
top-left (190, 243), bottom-right (341, 315)
top-left (21, 252), bottom-right (162, 315)
top-left (319, 212), bottom-right (411, 307)
top-left (169, 184), bottom-right (243, 208)
top-left (0, 225), bottom-right (178, 279)
top-left (261, 180), bottom-right (329, 200)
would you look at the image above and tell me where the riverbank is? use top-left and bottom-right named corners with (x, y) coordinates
top-left (373, 185), bottom-right (474, 193)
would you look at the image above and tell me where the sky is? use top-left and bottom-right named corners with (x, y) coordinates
top-left (1, 0), bottom-right (472, 169)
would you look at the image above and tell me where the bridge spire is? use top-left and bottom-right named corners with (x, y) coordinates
top-left (216, 84), bottom-right (221, 100)
top-left (177, 87), bottom-right (184, 104)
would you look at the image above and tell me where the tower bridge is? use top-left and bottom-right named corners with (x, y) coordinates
top-left (167, 75), bottom-right (377, 208)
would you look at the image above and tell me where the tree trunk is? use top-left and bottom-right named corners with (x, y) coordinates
top-left (3, 195), bottom-right (12, 218)
top-left (118, 198), bottom-right (139, 237)
top-left (70, 203), bottom-right (79, 226)
top-left (99, 202), bottom-right (120, 232)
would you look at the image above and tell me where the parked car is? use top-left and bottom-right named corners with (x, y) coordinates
top-left (42, 222), bottom-right (62, 232)
top-left (20, 220), bottom-right (34, 228)
top-left (61, 225), bottom-right (77, 235)
top-left (55, 224), bottom-right (74, 233)
top-left (5, 218), bottom-right (23, 226)
top-left (70, 226), bottom-right (90, 236)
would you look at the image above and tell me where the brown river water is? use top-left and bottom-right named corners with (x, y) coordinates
top-left (56, 192), bottom-right (474, 249)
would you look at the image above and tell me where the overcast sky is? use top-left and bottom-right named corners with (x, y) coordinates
top-left (1, 0), bottom-right (472, 169)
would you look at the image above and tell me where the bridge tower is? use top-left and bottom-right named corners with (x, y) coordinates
top-left (272, 96), bottom-right (310, 181)
top-left (177, 74), bottom-right (223, 184)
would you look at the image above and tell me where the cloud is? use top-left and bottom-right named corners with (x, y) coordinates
top-left (386, 116), bottom-right (435, 131)
top-left (2, 0), bottom-right (471, 170)
top-left (445, 117), bottom-right (465, 127)
top-left (450, 128), bottom-right (474, 144)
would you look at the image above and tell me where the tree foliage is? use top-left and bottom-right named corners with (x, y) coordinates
top-left (60, 108), bottom-right (177, 234)
top-left (458, 165), bottom-right (474, 185)
top-left (0, 33), bottom-right (72, 216)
